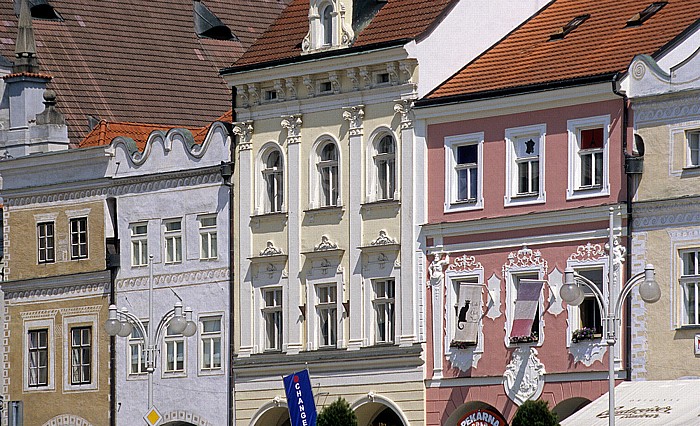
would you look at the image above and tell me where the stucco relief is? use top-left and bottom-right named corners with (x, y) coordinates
top-left (116, 268), bottom-right (229, 289)
top-left (547, 267), bottom-right (565, 316)
top-left (634, 96), bottom-right (700, 125)
top-left (486, 274), bottom-right (502, 320)
top-left (393, 99), bottom-right (414, 130)
top-left (342, 105), bottom-right (364, 136)
top-left (503, 245), bottom-right (548, 274)
top-left (314, 235), bottom-right (338, 251)
top-left (447, 254), bottom-right (483, 273)
top-left (568, 242), bottom-right (606, 263)
top-left (260, 241), bottom-right (283, 256)
top-left (281, 114), bottom-right (303, 145)
top-left (503, 346), bottom-right (546, 406)
top-left (233, 120), bottom-right (254, 150)
top-left (568, 339), bottom-right (607, 367)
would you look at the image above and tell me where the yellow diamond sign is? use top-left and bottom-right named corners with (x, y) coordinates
top-left (144, 406), bottom-right (162, 426)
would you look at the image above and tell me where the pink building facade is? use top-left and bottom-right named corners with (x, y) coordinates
top-left (416, 91), bottom-right (634, 425)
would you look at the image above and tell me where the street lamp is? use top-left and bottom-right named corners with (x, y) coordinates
top-left (104, 255), bottom-right (197, 413)
top-left (559, 208), bottom-right (660, 426)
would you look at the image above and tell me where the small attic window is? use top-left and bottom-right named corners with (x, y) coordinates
top-left (626, 2), bottom-right (667, 27)
top-left (194, 0), bottom-right (238, 41)
top-left (550, 14), bottom-right (590, 40)
top-left (15, 0), bottom-right (62, 21)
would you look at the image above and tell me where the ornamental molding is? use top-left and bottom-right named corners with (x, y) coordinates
top-left (447, 254), bottom-right (483, 273)
top-left (503, 346), bottom-right (546, 406)
top-left (428, 252), bottom-right (449, 287)
top-left (398, 60), bottom-right (414, 83)
top-left (20, 309), bottom-right (59, 320)
top-left (303, 75), bottom-right (314, 98)
top-left (632, 198), bottom-right (700, 231)
top-left (568, 340), bottom-right (607, 367)
top-left (632, 94), bottom-right (700, 125)
top-left (568, 242), bottom-right (606, 263)
top-left (59, 305), bottom-right (102, 316)
top-left (359, 66), bottom-right (371, 89)
top-left (281, 114), bottom-right (303, 145)
top-left (116, 268), bottom-right (229, 290)
top-left (247, 83), bottom-right (260, 106)
top-left (342, 105), bottom-right (365, 136)
top-left (503, 245), bottom-right (548, 274)
top-left (607, 238), bottom-right (626, 270)
top-left (8, 282), bottom-right (108, 303)
top-left (314, 235), bottom-right (338, 251)
top-left (285, 78), bottom-right (297, 100)
top-left (161, 410), bottom-right (214, 426)
top-left (347, 68), bottom-right (359, 91)
top-left (260, 241), bottom-right (283, 256)
top-left (393, 99), bottom-right (414, 130)
top-left (328, 71), bottom-right (341, 94)
top-left (233, 120), bottom-right (254, 151)
top-left (386, 62), bottom-right (399, 86)
top-left (41, 414), bottom-right (95, 426)
top-left (273, 79), bottom-right (285, 101)
top-left (370, 230), bottom-right (395, 246)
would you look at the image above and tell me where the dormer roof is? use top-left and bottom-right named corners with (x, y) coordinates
top-left (227, 0), bottom-right (456, 71)
top-left (421, 0), bottom-right (700, 103)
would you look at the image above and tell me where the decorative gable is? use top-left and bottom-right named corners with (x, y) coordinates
top-left (302, 0), bottom-right (354, 54)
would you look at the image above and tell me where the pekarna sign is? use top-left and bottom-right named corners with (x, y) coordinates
top-left (283, 369), bottom-right (317, 426)
top-left (458, 408), bottom-right (507, 426)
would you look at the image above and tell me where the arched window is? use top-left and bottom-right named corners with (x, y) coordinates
top-left (262, 149), bottom-right (283, 213)
top-left (318, 142), bottom-right (339, 206)
top-left (322, 4), bottom-right (333, 46)
top-left (374, 135), bottom-right (396, 200)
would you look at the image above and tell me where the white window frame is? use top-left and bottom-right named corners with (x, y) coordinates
top-left (69, 217), bottom-right (89, 260)
top-left (504, 124), bottom-right (546, 206)
top-left (444, 271), bottom-right (485, 357)
top-left (567, 115), bottom-right (611, 200)
top-left (163, 328), bottom-right (186, 376)
top-left (199, 316), bottom-right (223, 373)
top-left (444, 132), bottom-right (484, 212)
top-left (505, 270), bottom-right (545, 348)
top-left (130, 222), bottom-right (148, 267)
top-left (321, 3), bottom-right (334, 46)
top-left (373, 134), bottom-right (397, 202)
top-left (37, 221), bottom-right (55, 264)
top-left (680, 249), bottom-right (700, 327)
top-left (128, 321), bottom-right (148, 377)
top-left (372, 278), bottom-right (395, 345)
top-left (198, 215), bottom-right (218, 260)
top-left (262, 288), bottom-right (283, 351)
top-left (686, 130), bottom-right (700, 168)
top-left (316, 283), bottom-right (338, 348)
top-left (163, 219), bottom-right (182, 264)
top-left (565, 261), bottom-right (609, 347)
top-left (310, 138), bottom-right (342, 209)
top-left (63, 314), bottom-right (99, 391)
top-left (24, 318), bottom-right (55, 392)
top-left (257, 145), bottom-right (285, 214)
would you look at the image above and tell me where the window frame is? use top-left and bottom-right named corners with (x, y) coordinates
top-left (316, 283), bottom-right (338, 348)
top-left (163, 219), bottom-right (183, 265)
top-left (70, 326), bottom-right (92, 385)
top-left (310, 138), bottom-right (342, 209)
top-left (37, 221), bottom-right (55, 264)
top-left (128, 321), bottom-right (148, 376)
top-left (321, 3), bottom-right (334, 46)
top-left (504, 124), bottom-right (546, 206)
top-left (505, 271), bottom-right (545, 348)
top-left (70, 217), bottom-right (89, 260)
top-left (372, 278), bottom-right (396, 345)
top-left (373, 134), bottom-right (397, 202)
top-left (163, 327), bottom-right (186, 376)
top-left (680, 249), bottom-right (700, 327)
top-left (686, 130), bottom-right (700, 168)
top-left (262, 288), bottom-right (283, 351)
top-left (198, 215), bottom-right (218, 260)
top-left (444, 132), bottom-right (484, 212)
top-left (24, 318), bottom-right (55, 392)
top-left (199, 316), bottom-right (223, 372)
top-left (258, 146), bottom-right (285, 214)
top-left (28, 329), bottom-right (49, 388)
top-left (567, 115), bottom-right (611, 200)
top-left (130, 222), bottom-right (149, 267)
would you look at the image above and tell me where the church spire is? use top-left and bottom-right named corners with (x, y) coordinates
top-left (14, 0), bottom-right (39, 74)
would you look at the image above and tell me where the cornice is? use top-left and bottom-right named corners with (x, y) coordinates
top-left (631, 93), bottom-right (700, 126)
top-left (3, 270), bottom-right (111, 303)
top-left (116, 267), bottom-right (229, 290)
top-left (632, 197), bottom-right (700, 231)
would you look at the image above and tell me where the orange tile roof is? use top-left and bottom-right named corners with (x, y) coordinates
top-left (229, 0), bottom-right (456, 69)
top-left (426, 0), bottom-right (700, 101)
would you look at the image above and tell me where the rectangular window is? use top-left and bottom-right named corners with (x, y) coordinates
top-left (70, 327), bottom-right (91, 385)
top-left (37, 222), bottom-right (55, 264)
top-left (580, 128), bottom-right (604, 187)
top-left (451, 278), bottom-right (481, 347)
top-left (131, 222), bottom-right (148, 266)
top-left (505, 124), bottom-right (546, 205)
top-left (373, 279), bottom-right (395, 344)
top-left (515, 136), bottom-right (540, 196)
top-left (687, 131), bottom-right (700, 167)
top-left (164, 327), bottom-right (185, 373)
top-left (129, 322), bottom-right (148, 375)
top-left (576, 267), bottom-right (604, 336)
top-left (444, 133), bottom-right (483, 212)
top-left (567, 116), bottom-right (610, 199)
top-left (317, 284), bottom-right (337, 347)
top-left (510, 274), bottom-right (542, 343)
top-left (199, 216), bottom-right (217, 260)
top-left (200, 317), bottom-right (222, 370)
top-left (319, 81), bottom-right (332, 93)
top-left (28, 329), bottom-right (49, 387)
top-left (263, 288), bottom-right (283, 351)
top-left (70, 217), bottom-right (88, 259)
top-left (681, 250), bottom-right (700, 326)
top-left (164, 220), bottom-right (182, 264)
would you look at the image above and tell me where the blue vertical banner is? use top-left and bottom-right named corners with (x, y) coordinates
top-left (283, 369), bottom-right (317, 426)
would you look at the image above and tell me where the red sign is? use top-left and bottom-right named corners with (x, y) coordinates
top-left (458, 408), bottom-right (507, 426)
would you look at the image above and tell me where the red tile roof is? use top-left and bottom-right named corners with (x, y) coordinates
top-left (426, 0), bottom-right (700, 100)
top-left (230, 0), bottom-right (456, 69)
top-left (0, 0), bottom-right (288, 143)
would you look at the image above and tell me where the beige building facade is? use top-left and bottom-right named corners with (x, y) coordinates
top-left (619, 28), bottom-right (700, 379)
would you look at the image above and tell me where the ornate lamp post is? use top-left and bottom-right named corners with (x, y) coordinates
top-left (103, 255), bottom-right (197, 413)
top-left (559, 208), bottom-right (660, 426)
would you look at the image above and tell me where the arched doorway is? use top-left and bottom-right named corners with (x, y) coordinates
top-left (369, 406), bottom-right (404, 426)
top-left (252, 406), bottom-right (290, 426)
top-left (552, 397), bottom-right (591, 422)
top-left (352, 394), bottom-right (409, 426)
top-left (444, 401), bottom-right (507, 426)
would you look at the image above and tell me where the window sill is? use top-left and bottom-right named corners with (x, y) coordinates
top-left (504, 194), bottom-right (545, 207)
top-left (162, 372), bottom-right (187, 379)
top-left (199, 257), bottom-right (218, 262)
top-left (362, 198), bottom-right (400, 208)
top-left (444, 200), bottom-right (483, 213)
top-left (197, 368), bottom-right (224, 377)
top-left (251, 211), bottom-right (288, 219)
top-left (566, 186), bottom-right (609, 200)
top-left (677, 325), bottom-right (700, 330)
top-left (304, 205), bottom-right (344, 214)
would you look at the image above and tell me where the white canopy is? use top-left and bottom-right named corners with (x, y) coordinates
top-left (562, 380), bottom-right (700, 425)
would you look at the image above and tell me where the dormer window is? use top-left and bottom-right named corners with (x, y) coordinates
top-left (322, 4), bottom-right (334, 46)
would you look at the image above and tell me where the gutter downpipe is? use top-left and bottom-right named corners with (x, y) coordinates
top-left (228, 87), bottom-right (237, 426)
top-left (612, 73), bottom-right (634, 382)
